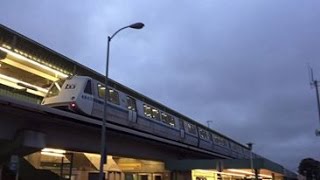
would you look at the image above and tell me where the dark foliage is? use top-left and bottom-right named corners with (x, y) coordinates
top-left (298, 158), bottom-right (320, 179)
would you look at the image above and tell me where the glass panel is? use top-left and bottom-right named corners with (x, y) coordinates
top-left (144, 104), bottom-right (152, 118)
top-left (199, 128), bottom-right (209, 140)
top-left (161, 113), bottom-right (176, 127)
top-left (84, 80), bottom-right (92, 94)
top-left (97, 84), bottom-right (105, 98)
top-left (151, 108), bottom-right (160, 120)
top-left (108, 88), bottom-right (119, 104)
top-left (186, 122), bottom-right (197, 135)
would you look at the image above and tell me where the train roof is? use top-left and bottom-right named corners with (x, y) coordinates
top-left (0, 23), bottom-right (249, 150)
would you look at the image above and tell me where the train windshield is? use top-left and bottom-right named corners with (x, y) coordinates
top-left (46, 79), bottom-right (65, 98)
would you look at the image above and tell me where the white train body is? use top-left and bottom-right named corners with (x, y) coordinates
top-left (41, 76), bottom-right (252, 159)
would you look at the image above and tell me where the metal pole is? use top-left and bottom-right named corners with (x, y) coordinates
top-left (314, 81), bottom-right (320, 125)
top-left (99, 36), bottom-right (111, 180)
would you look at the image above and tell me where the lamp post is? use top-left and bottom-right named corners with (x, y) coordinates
top-left (99, 22), bottom-right (144, 180)
top-left (246, 142), bottom-right (254, 179)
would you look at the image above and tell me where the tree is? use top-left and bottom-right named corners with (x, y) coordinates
top-left (298, 158), bottom-right (320, 179)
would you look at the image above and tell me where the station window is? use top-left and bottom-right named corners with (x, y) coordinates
top-left (97, 84), bottom-right (119, 105)
top-left (186, 122), bottom-right (197, 135)
top-left (198, 128), bottom-right (209, 140)
top-left (161, 113), bottom-right (176, 127)
top-left (127, 96), bottom-right (136, 111)
top-left (84, 80), bottom-right (92, 94)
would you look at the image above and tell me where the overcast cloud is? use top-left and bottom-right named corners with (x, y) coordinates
top-left (1, 0), bottom-right (320, 171)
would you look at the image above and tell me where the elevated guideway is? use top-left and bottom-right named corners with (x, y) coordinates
top-left (0, 95), bottom-right (228, 162)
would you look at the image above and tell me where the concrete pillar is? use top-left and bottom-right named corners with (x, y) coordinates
top-left (0, 164), bottom-right (3, 180)
top-left (254, 169), bottom-right (259, 180)
top-left (170, 171), bottom-right (191, 180)
top-left (271, 173), bottom-right (275, 180)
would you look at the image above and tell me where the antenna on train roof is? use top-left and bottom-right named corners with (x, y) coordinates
top-left (307, 64), bottom-right (320, 136)
top-left (206, 120), bottom-right (213, 129)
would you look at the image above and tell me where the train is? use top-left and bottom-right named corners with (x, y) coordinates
top-left (41, 76), bottom-right (254, 159)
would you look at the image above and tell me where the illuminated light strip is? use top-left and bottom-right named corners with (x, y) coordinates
top-left (40, 152), bottom-right (65, 157)
top-left (2, 44), bottom-right (12, 50)
top-left (0, 74), bottom-right (48, 94)
top-left (1, 58), bottom-right (59, 82)
top-left (0, 47), bottom-right (69, 79)
top-left (228, 169), bottom-right (272, 178)
top-left (42, 148), bottom-right (66, 154)
top-left (193, 169), bottom-right (245, 178)
top-left (0, 77), bottom-right (45, 97)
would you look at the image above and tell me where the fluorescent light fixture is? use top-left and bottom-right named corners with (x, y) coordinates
top-left (0, 74), bottom-right (48, 93)
top-left (228, 169), bottom-right (272, 178)
top-left (0, 47), bottom-right (69, 79)
top-left (2, 44), bottom-right (12, 50)
top-left (193, 169), bottom-right (245, 178)
top-left (42, 148), bottom-right (66, 154)
top-left (41, 152), bottom-right (65, 157)
top-left (1, 58), bottom-right (59, 82)
top-left (0, 74), bottom-right (48, 97)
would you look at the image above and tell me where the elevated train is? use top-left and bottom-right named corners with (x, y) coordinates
top-left (41, 76), bottom-right (257, 159)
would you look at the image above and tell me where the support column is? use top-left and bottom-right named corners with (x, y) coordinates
top-left (170, 171), bottom-right (191, 180)
top-left (254, 169), bottom-right (259, 180)
top-left (271, 173), bottom-right (275, 180)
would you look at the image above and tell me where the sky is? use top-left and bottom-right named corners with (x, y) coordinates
top-left (1, 0), bottom-right (320, 171)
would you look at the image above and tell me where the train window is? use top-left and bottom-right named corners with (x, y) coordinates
top-left (84, 80), bottom-right (92, 94)
top-left (97, 84), bottom-right (105, 98)
top-left (97, 84), bottom-right (119, 105)
top-left (161, 113), bottom-right (176, 127)
top-left (127, 96), bottom-right (136, 111)
top-left (144, 104), bottom-right (152, 118)
top-left (151, 108), bottom-right (160, 120)
top-left (199, 128), bottom-right (209, 140)
top-left (108, 88), bottom-right (119, 105)
top-left (186, 122), bottom-right (197, 135)
top-left (144, 104), bottom-right (160, 120)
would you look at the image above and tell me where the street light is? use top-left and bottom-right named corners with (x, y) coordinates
top-left (246, 142), bottom-right (254, 179)
top-left (99, 22), bottom-right (144, 180)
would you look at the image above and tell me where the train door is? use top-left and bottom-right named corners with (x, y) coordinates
top-left (179, 119), bottom-right (185, 139)
top-left (91, 81), bottom-right (104, 118)
top-left (127, 96), bottom-right (137, 123)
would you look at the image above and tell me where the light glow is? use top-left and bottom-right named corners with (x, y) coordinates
top-left (228, 169), bottom-right (272, 178)
top-left (41, 152), bottom-right (65, 157)
top-left (42, 148), bottom-right (66, 154)
top-left (0, 74), bottom-right (48, 97)
top-left (0, 47), bottom-right (69, 79)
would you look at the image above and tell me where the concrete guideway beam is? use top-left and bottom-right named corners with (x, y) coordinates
top-left (0, 130), bottom-right (46, 163)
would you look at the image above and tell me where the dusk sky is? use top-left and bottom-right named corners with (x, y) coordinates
top-left (1, 0), bottom-right (320, 171)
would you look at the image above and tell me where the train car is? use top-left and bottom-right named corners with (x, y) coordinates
top-left (42, 76), bottom-right (249, 159)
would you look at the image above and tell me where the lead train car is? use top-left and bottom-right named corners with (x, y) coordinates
top-left (42, 76), bottom-right (252, 159)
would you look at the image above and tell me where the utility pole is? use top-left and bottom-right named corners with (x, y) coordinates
top-left (308, 66), bottom-right (320, 136)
